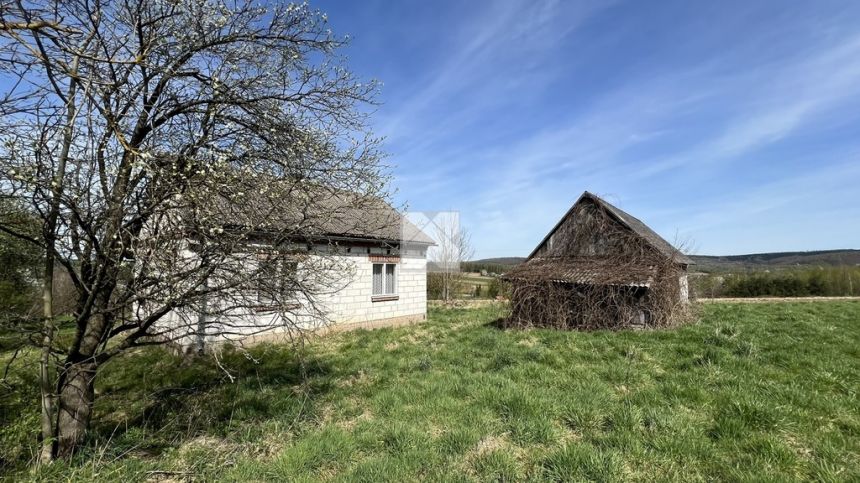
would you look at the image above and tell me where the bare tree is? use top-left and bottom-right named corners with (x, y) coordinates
top-left (429, 215), bottom-right (473, 303)
top-left (0, 0), bottom-right (388, 462)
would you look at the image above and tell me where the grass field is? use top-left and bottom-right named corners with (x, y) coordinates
top-left (459, 273), bottom-right (495, 298)
top-left (2, 302), bottom-right (859, 481)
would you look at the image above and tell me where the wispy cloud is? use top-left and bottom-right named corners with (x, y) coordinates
top-left (341, 0), bottom-right (860, 257)
top-left (640, 34), bottom-right (860, 177)
top-left (458, 29), bottom-right (860, 256)
top-left (379, 0), bottom-right (613, 147)
top-left (673, 156), bottom-right (860, 254)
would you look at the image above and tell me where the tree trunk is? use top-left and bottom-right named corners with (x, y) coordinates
top-left (37, 55), bottom-right (82, 464)
top-left (54, 358), bottom-right (97, 459)
top-left (38, 260), bottom-right (57, 464)
top-left (52, 288), bottom-right (114, 458)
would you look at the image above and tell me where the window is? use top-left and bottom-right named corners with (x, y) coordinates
top-left (372, 263), bottom-right (397, 296)
top-left (256, 256), bottom-right (297, 307)
top-left (385, 264), bottom-right (395, 294)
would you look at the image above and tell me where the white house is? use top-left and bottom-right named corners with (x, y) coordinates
top-left (158, 192), bottom-right (434, 350)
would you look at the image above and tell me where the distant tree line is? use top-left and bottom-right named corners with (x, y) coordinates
top-left (694, 267), bottom-right (860, 298)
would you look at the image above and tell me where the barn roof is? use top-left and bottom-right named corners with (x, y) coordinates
top-left (502, 257), bottom-right (655, 287)
top-left (527, 191), bottom-right (693, 265)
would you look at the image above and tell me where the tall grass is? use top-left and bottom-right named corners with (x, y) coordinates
top-left (2, 302), bottom-right (859, 480)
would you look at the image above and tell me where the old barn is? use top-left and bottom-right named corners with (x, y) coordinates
top-left (503, 191), bottom-right (693, 329)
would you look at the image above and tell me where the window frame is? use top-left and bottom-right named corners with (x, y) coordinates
top-left (255, 254), bottom-right (298, 310)
top-left (371, 261), bottom-right (398, 301)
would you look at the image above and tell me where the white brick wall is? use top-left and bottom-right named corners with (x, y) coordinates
top-left (322, 251), bottom-right (427, 324)
top-left (161, 244), bottom-right (428, 348)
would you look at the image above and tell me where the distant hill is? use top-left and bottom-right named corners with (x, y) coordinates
top-left (689, 249), bottom-right (860, 272)
top-left (468, 250), bottom-right (860, 273)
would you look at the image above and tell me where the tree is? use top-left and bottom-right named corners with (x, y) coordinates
top-left (0, 201), bottom-right (42, 316)
top-left (0, 0), bottom-right (387, 461)
top-left (428, 215), bottom-right (473, 303)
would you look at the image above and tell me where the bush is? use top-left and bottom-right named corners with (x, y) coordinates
top-left (427, 272), bottom-right (445, 300)
top-left (703, 267), bottom-right (860, 298)
top-left (426, 273), bottom-right (465, 300)
top-left (487, 278), bottom-right (502, 299)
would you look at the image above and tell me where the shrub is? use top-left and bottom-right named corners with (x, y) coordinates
top-left (697, 267), bottom-right (860, 298)
top-left (486, 278), bottom-right (502, 299)
top-left (427, 272), bottom-right (445, 300)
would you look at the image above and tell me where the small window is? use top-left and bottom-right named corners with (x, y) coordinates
top-left (257, 257), bottom-right (297, 306)
top-left (372, 263), bottom-right (383, 294)
top-left (385, 263), bottom-right (396, 294)
top-left (372, 263), bottom-right (397, 296)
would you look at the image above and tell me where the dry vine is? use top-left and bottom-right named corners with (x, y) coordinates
top-left (502, 196), bottom-right (693, 330)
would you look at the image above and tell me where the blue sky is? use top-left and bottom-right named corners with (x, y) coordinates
top-left (315, 0), bottom-right (860, 259)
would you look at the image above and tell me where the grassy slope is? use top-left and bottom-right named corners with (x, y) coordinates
top-left (458, 275), bottom-right (493, 298)
top-left (3, 302), bottom-right (859, 481)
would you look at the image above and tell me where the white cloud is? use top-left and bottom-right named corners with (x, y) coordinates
top-left (641, 35), bottom-right (860, 177)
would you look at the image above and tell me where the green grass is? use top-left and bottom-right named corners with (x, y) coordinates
top-left (2, 302), bottom-right (859, 481)
top-left (461, 275), bottom-right (493, 285)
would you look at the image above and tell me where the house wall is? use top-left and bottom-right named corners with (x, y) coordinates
top-left (318, 248), bottom-right (427, 326)
top-left (161, 242), bottom-right (428, 349)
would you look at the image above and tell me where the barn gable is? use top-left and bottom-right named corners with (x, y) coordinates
top-left (528, 192), bottom-right (692, 265)
top-left (502, 191), bottom-right (693, 330)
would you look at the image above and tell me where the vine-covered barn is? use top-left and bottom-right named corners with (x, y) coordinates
top-left (503, 191), bottom-right (692, 329)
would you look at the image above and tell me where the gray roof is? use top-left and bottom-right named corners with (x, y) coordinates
top-left (309, 192), bottom-right (435, 245)
top-left (527, 191), bottom-right (693, 265)
top-left (207, 185), bottom-right (434, 245)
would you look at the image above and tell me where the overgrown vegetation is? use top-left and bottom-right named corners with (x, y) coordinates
top-left (426, 272), bottom-right (454, 300)
top-left (504, 195), bottom-right (691, 329)
top-left (3, 302), bottom-right (859, 480)
top-left (694, 266), bottom-right (860, 298)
